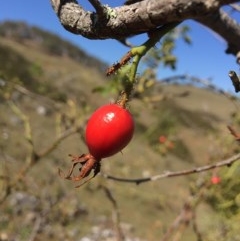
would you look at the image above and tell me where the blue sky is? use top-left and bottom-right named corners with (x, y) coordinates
top-left (0, 0), bottom-right (239, 91)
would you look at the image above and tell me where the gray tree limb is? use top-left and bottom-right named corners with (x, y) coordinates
top-left (198, 9), bottom-right (240, 60)
top-left (50, 0), bottom-right (240, 61)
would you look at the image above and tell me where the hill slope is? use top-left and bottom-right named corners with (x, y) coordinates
top-left (0, 21), bottom-right (107, 71)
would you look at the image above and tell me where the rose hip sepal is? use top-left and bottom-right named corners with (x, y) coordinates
top-left (58, 103), bottom-right (134, 187)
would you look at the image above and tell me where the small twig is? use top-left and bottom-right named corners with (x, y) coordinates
top-left (229, 70), bottom-right (240, 93)
top-left (118, 38), bottom-right (134, 48)
top-left (161, 201), bottom-right (195, 241)
top-left (88, 0), bottom-right (105, 15)
top-left (230, 3), bottom-right (240, 12)
top-left (27, 192), bottom-right (65, 241)
top-left (7, 100), bottom-right (40, 174)
top-left (160, 207), bottom-right (185, 241)
top-left (13, 84), bottom-right (59, 111)
top-left (161, 176), bottom-right (208, 241)
top-left (192, 211), bottom-right (203, 241)
top-left (100, 185), bottom-right (125, 241)
top-left (106, 51), bottom-right (133, 76)
top-left (101, 153), bottom-right (240, 184)
top-left (28, 216), bottom-right (42, 241)
top-left (227, 125), bottom-right (240, 141)
top-left (88, 0), bottom-right (113, 25)
top-left (38, 126), bottom-right (82, 158)
top-left (8, 101), bottom-right (34, 146)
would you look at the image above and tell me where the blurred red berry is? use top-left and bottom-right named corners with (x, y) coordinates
top-left (159, 135), bottom-right (167, 143)
top-left (211, 176), bottom-right (221, 184)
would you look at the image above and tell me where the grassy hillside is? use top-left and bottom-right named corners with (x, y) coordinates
top-left (0, 21), bottom-right (107, 72)
top-left (0, 21), bottom-right (239, 241)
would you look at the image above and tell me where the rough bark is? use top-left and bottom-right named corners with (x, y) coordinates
top-left (50, 0), bottom-right (240, 61)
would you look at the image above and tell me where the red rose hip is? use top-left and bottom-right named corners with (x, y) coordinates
top-left (59, 103), bottom-right (135, 187)
top-left (85, 104), bottom-right (134, 159)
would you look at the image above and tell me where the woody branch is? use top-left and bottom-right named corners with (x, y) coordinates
top-left (50, 0), bottom-right (240, 61)
top-left (101, 152), bottom-right (240, 185)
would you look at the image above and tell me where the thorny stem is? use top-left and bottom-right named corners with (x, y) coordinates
top-left (130, 22), bottom-right (181, 80)
top-left (229, 70), bottom-right (240, 92)
top-left (116, 22), bottom-right (181, 107)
